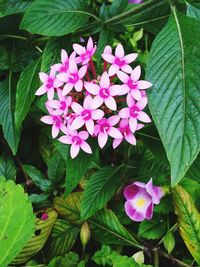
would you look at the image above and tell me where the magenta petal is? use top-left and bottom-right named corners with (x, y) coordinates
top-left (145, 203), bottom-right (154, 220)
top-left (124, 184), bottom-right (139, 200)
top-left (125, 201), bottom-right (145, 222)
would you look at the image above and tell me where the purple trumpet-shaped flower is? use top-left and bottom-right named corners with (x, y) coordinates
top-left (129, 0), bottom-right (143, 4)
top-left (117, 66), bottom-right (152, 101)
top-left (59, 130), bottom-right (92, 158)
top-left (124, 178), bottom-right (164, 222)
top-left (35, 69), bottom-right (63, 100)
top-left (102, 43), bottom-right (137, 76)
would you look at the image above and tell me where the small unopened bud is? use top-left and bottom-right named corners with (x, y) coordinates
top-left (132, 251), bottom-right (144, 265)
top-left (163, 231), bottom-right (175, 254)
top-left (80, 221), bottom-right (91, 247)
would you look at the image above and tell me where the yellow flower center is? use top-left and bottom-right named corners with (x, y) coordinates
top-left (136, 198), bottom-right (146, 208)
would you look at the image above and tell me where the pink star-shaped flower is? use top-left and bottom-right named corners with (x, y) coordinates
top-left (70, 95), bottom-right (104, 135)
top-left (41, 114), bottom-right (67, 138)
top-left (73, 37), bottom-right (96, 65)
top-left (84, 72), bottom-right (126, 111)
top-left (59, 131), bottom-right (92, 158)
top-left (119, 93), bottom-right (151, 134)
top-left (94, 115), bottom-right (122, 148)
top-left (102, 43), bottom-right (137, 76)
top-left (57, 60), bottom-right (87, 95)
top-left (35, 69), bottom-right (63, 100)
top-left (117, 66), bottom-right (152, 101)
top-left (52, 50), bottom-right (76, 73)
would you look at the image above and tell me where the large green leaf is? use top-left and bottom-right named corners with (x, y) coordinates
top-left (81, 166), bottom-right (124, 219)
top-left (0, 152), bottom-right (16, 180)
top-left (47, 151), bottom-right (65, 183)
top-left (20, 0), bottom-right (99, 36)
top-left (146, 9), bottom-right (200, 186)
top-left (0, 180), bottom-right (35, 267)
top-left (0, 0), bottom-right (33, 18)
top-left (12, 208), bottom-right (57, 264)
top-left (187, 3), bottom-right (200, 20)
top-left (15, 57), bottom-right (41, 128)
top-left (0, 78), bottom-right (20, 154)
top-left (47, 219), bottom-right (79, 258)
top-left (172, 185), bottom-right (200, 264)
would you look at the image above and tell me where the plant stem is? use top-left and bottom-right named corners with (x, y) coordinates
top-left (0, 34), bottom-right (27, 41)
top-left (153, 248), bottom-right (159, 267)
top-left (159, 250), bottom-right (192, 267)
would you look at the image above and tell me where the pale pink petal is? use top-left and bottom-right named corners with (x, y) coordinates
top-left (91, 109), bottom-right (104, 120)
top-left (129, 117), bottom-right (137, 133)
top-left (119, 108), bottom-right (130, 119)
top-left (87, 37), bottom-right (94, 51)
top-left (46, 100), bottom-right (60, 109)
top-left (60, 124), bottom-right (68, 134)
top-left (58, 135), bottom-right (72, 144)
top-left (83, 95), bottom-right (92, 109)
top-left (35, 85), bottom-right (47, 96)
top-left (107, 115), bottom-right (120, 126)
top-left (53, 79), bottom-right (63, 88)
top-left (61, 49), bottom-right (68, 63)
top-left (117, 71), bottom-right (129, 83)
top-left (121, 64), bottom-right (132, 74)
top-left (108, 127), bottom-right (123, 138)
top-left (70, 116), bottom-right (85, 130)
top-left (126, 93), bottom-right (135, 107)
top-left (137, 80), bottom-right (152, 89)
top-left (62, 83), bottom-right (73, 96)
top-left (84, 83), bottom-right (99, 95)
top-left (41, 116), bottom-right (53, 124)
top-left (73, 44), bottom-right (86, 55)
top-left (136, 123), bottom-right (144, 130)
top-left (78, 65), bottom-right (87, 78)
top-left (98, 131), bottom-right (108, 148)
top-left (71, 102), bottom-right (83, 114)
top-left (57, 73), bottom-right (68, 82)
top-left (131, 89), bottom-right (142, 101)
top-left (100, 72), bottom-right (110, 88)
top-left (101, 54), bottom-right (115, 63)
top-left (79, 131), bottom-right (89, 140)
top-left (52, 124), bottom-right (59, 138)
top-left (70, 144), bottom-right (80, 158)
top-left (86, 119), bottom-right (94, 135)
top-left (49, 68), bottom-right (56, 78)
top-left (69, 60), bottom-right (78, 73)
top-left (137, 111), bottom-right (151, 123)
top-left (91, 95), bottom-right (103, 109)
top-left (113, 138), bottom-right (123, 149)
top-left (124, 132), bottom-right (136, 145)
top-left (108, 64), bottom-right (119, 76)
top-left (81, 141), bottom-right (92, 154)
top-left (115, 43), bottom-right (124, 58)
top-left (47, 88), bottom-right (54, 100)
top-left (110, 85), bottom-right (127, 96)
top-left (136, 97), bottom-right (148, 110)
top-left (124, 53), bottom-right (138, 64)
top-left (75, 80), bottom-right (83, 92)
top-left (103, 45), bottom-right (112, 55)
top-left (39, 72), bottom-right (48, 83)
top-left (125, 201), bottom-right (146, 222)
top-left (131, 66), bottom-right (141, 81)
top-left (105, 96), bottom-right (117, 111)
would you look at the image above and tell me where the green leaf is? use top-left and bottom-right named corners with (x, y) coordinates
top-left (0, 180), bottom-right (35, 267)
top-left (0, 0), bottom-right (33, 18)
top-left (47, 219), bottom-right (79, 258)
top-left (23, 165), bottom-right (53, 192)
top-left (53, 192), bottom-right (83, 225)
top-left (187, 3), bottom-right (200, 20)
top-left (146, 10), bottom-right (200, 186)
top-left (39, 128), bottom-right (56, 165)
top-left (47, 151), bottom-right (65, 182)
top-left (0, 152), bottom-right (16, 180)
top-left (163, 231), bottom-right (175, 254)
top-left (48, 251), bottom-right (84, 267)
top-left (172, 185), bottom-right (200, 264)
top-left (12, 208), bottom-right (57, 264)
top-left (20, 0), bottom-right (99, 36)
top-left (186, 0), bottom-right (200, 8)
top-left (15, 57), bottom-right (41, 128)
top-left (138, 216), bottom-right (167, 240)
top-left (81, 166), bottom-right (124, 219)
top-left (90, 208), bottom-right (141, 248)
top-left (0, 78), bottom-right (20, 154)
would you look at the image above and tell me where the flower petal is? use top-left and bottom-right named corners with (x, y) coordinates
top-left (57, 73), bottom-right (68, 82)
top-left (126, 93), bottom-right (135, 107)
top-left (39, 72), bottom-right (48, 83)
top-left (75, 80), bottom-right (83, 92)
top-left (105, 96), bottom-right (117, 111)
top-left (124, 132), bottom-right (136, 145)
top-left (62, 83), bottom-right (73, 96)
top-left (121, 64), bottom-right (132, 74)
top-left (86, 119), bottom-right (94, 135)
top-left (112, 138), bottom-right (123, 149)
top-left (84, 83), bottom-right (99, 95)
top-left (101, 54), bottom-right (115, 63)
top-left (71, 102), bottom-right (83, 114)
top-left (107, 115), bottom-right (120, 126)
top-left (47, 88), bottom-right (54, 100)
top-left (137, 80), bottom-right (152, 89)
top-left (129, 117), bottom-right (137, 133)
top-left (52, 124), bottom-right (59, 138)
top-left (61, 49), bottom-right (68, 63)
top-left (83, 95), bottom-right (92, 109)
top-left (117, 71), bottom-right (129, 83)
top-left (87, 37), bottom-right (94, 51)
top-left (92, 109), bottom-right (104, 120)
top-left (70, 143), bottom-right (80, 158)
top-left (125, 201), bottom-right (146, 222)
top-left (70, 116), bottom-right (85, 130)
top-left (73, 44), bottom-right (86, 55)
top-left (78, 65), bottom-right (87, 79)
top-left (119, 108), bottom-right (130, 119)
top-left (137, 111), bottom-right (151, 123)
top-left (35, 85), bottom-right (47, 96)
top-left (69, 60), bottom-right (78, 73)
top-left (100, 72), bottom-right (110, 88)
top-left (124, 184), bottom-right (139, 200)
top-left (124, 53), bottom-right (138, 63)
top-left (81, 141), bottom-right (92, 154)
top-left (108, 127), bottom-right (122, 138)
top-left (108, 64), bottom-right (119, 76)
top-left (110, 85), bottom-right (126, 96)
top-left (79, 131), bottom-right (89, 140)
top-left (41, 116), bottom-right (53, 124)
top-left (98, 131), bottom-right (108, 148)
top-left (115, 43), bottom-right (124, 58)
top-left (136, 97), bottom-right (148, 110)
top-left (59, 135), bottom-right (72, 144)
top-left (91, 95), bottom-right (103, 109)
top-left (131, 89), bottom-right (142, 101)
top-left (131, 65), bottom-right (141, 81)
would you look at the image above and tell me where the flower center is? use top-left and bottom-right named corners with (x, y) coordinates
top-left (100, 122), bottom-right (110, 133)
top-left (46, 78), bottom-right (53, 89)
top-left (115, 57), bottom-right (126, 67)
top-left (127, 79), bottom-right (138, 90)
top-left (136, 198), bottom-right (146, 208)
top-left (60, 101), bottom-right (66, 110)
top-left (60, 62), bottom-right (69, 72)
top-left (99, 88), bottom-right (110, 99)
top-left (69, 73), bottom-right (79, 83)
top-left (81, 109), bottom-right (91, 121)
top-left (130, 105), bottom-right (140, 118)
top-left (53, 116), bottom-right (62, 127)
top-left (72, 136), bottom-right (82, 145)
top-left (121, 127), bottom-right (129, 137)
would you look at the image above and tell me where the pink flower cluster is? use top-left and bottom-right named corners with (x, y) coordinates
top-left (36, 37), bottom-right (152, 158)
